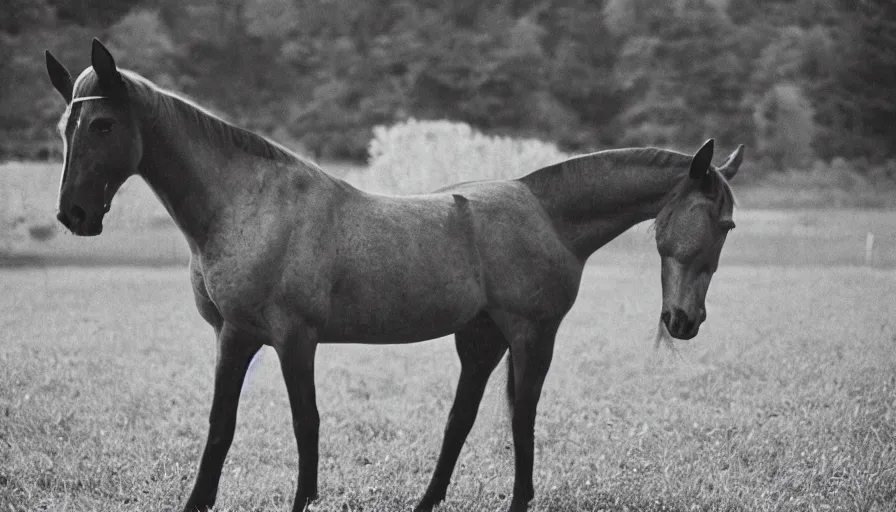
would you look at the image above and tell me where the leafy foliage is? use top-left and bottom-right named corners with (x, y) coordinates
top-left (753, 84), bottom-right (816, 169)
top-left (0, 0), bottom-right (894, 166)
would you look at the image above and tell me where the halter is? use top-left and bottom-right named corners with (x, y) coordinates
top-left (70, 96), bottom-right (109, 104)
top-left (63, 94), bottom-right (115, 212)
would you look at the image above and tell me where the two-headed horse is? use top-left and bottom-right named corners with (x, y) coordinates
top-left (46, 40), bottom-right (744, 512)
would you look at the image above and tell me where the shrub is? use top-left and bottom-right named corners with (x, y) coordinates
top-left (0, 186), bottom-right (28, 253)
top-left (753, 83), bottom-right (816, 170)
top-left (0, 163), bottom-right (57, 253)
top-left (363, 119), bottom-right (569, 194)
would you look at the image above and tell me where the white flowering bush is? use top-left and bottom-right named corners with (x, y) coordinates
top-left (361, 119), bottom-right (569, 194)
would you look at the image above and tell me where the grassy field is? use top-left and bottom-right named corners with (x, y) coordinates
top-left (1, 261), bottom-right (895, 511)
top-left (2, 160), bottom-right (896, 510)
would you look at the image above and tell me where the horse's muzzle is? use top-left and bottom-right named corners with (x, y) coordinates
top-left (57, 204), bottom-right (103, 236)
top-left (661, 307), bottom-right (706, 340)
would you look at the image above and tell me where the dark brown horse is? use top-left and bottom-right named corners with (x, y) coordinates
top-left (45, 40), bottom-right (744, 512)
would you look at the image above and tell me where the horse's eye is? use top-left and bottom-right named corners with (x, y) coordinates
top-left (90, 119), bottom-right (116, 134)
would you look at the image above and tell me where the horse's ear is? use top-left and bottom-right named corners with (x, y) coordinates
top-left (45, 50), bottom-right (73, 104)
top-left (718, 144), bottom-right (745, 180)
top-left (91, 38), bottom-right (124, 91)
top-left (689, 139), bottom-right (715, 180)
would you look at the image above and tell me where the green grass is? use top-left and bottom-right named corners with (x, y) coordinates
top-left (1, 263), bottom-right (894, 511)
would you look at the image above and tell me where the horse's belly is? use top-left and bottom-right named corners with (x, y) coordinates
top-left (320, 316), bottom-right (472, 344)
top-left (321, 264), bottom-right (486, 343)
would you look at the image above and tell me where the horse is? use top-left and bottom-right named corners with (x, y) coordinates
top-left (45, 39), bottom-right (744, 512)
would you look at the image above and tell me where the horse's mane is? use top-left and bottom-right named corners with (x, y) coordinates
top-left (604, 147), bottom-right (739, 220)
top-left (598, 148), bottom-right (739, 217)
top-left (520, 147), bottom-right (696, 195)
top-left (597, 147), bottom-right (695, 170)
top-left (519, 146), bottom-right (736, 228)
top-left (72, 69), bottom-right (300, 163)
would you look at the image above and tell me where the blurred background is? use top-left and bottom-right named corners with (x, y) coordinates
top-left (1, 0), bottom-right (895, 264)
top-left (3, 5), bottom-right (896, 511)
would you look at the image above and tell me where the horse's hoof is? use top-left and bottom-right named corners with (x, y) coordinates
top-left (292, 493), bottom-right (318, 512)
top-left (413, 501), bottom-right (438, 512)
top-left (181, 503), bottom-right (211, 512)
top-left (507, 497), bottom-right (530, 512)
top-left (413, 490), bottom-right (446, 512)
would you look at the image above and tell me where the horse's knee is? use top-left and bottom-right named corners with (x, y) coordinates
top-left (206, 412), bottom-right (237, 445)
top-left (207, 430), bottom-right (234, 448)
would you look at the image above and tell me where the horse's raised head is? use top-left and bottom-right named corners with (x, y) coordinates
top-left (45, 39), bottom-right (141, 236)
top-left (655, 139), bottom-right (744, 339)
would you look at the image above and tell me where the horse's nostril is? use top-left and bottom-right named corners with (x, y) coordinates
top-left (660, 310), bottom-right (671, 326)
top-left (672, 307), bottom-right (687, 321)
top-left (668, 307), bottom-right (694, 336)
top-left (70, 204), bottom-right (86, 224)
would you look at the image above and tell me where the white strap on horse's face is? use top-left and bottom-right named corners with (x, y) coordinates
top-left (69, 96), bottom-right (111, 128)
top-left (70, 96), bottom-right (109, 104)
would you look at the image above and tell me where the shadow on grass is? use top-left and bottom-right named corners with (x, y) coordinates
top-left (0, 253), bottom-right (186, 269)
top-left (0, 254), bottom-right (45, 268)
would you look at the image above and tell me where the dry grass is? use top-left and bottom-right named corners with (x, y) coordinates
top-left (1, 263), bottom-right (894, 512)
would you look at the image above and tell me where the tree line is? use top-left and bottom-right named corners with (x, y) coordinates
top-left (1, 0), bottom-right (894, 172)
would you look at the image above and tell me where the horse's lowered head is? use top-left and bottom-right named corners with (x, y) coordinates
top-left (655, 139), bottom-right (744, 340)
top-left (46, 39), bottom-right (141, 236)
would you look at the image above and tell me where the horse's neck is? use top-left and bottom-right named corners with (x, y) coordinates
top-left (136, 135), bottom-right (219, 250)
top-left (135, 108), bottom-right (299, 251)
top-left (519, 150), bottom-right (690, 260)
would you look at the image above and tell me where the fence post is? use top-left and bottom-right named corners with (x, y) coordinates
top-left (865, 232), bottom-right (875, 266)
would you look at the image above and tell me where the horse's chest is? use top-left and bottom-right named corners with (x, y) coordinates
top-left (192, 253), bottom-right (280, 326)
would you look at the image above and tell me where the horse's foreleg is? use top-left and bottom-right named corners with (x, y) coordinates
top-left (415, 313), bottom-right (507, 512)
top-left (504, 319), bottom-right (558, 512)
top-left (183, 324), bottom-right (262, 512)
top-left (274, 326), bottom-right (320, 512)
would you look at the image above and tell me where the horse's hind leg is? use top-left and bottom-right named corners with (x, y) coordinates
top-left (273, 324), bottom-right (321, 512)
top-left (494, 314), bottom-right (559, 512)
top-left (182, 324), bottom-right (262, 512)
top-left (415, 312), bottom-right (508, 512)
